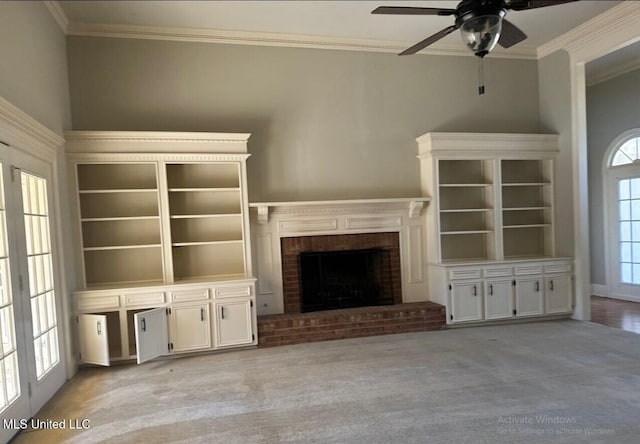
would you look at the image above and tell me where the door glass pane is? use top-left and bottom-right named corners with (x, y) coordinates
top-left (0, 167), bottom-right (20, 410)
top-left (21, 172), bottom-right (59, 380)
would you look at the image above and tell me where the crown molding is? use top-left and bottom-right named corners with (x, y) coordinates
top-left (537, 2), bottom-right (640, 60)
top-left (66, 21), bottom-right (537, 59)
top-left (416, 132), bottom-right (559, 158)
top-left (587, 57), bottom-right (640, 87)
top-left (43, 1), bottom-right (69, 34)
top-left (0, 96), bottom-right (64, 161)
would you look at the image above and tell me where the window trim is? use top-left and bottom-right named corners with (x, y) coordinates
top-left (604, 129), bottom-right (640, 302)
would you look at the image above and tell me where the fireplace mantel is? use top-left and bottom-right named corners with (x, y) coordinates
top-left (250, 197), bottom-right (431, 224)
top-left (249, 197), bottom-right (431, 315)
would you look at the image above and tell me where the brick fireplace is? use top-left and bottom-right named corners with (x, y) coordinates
top-left (250, 198), bottom-right (445, 347)
top-left (281, 232), bottom-right (402, 313)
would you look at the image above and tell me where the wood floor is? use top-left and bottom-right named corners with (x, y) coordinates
top-left (591, 295), bottom-right (640, 334)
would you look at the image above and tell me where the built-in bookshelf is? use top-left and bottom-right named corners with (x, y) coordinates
top-left (418, 132), bottom-right (558, 264)
top-left (67, 132), bottom-right (253, 289)
top-left (77, 163), bottom-right (164, 286)
top-left (501, 159), bottom-right (553, 259)
top-left (438, 159), bottom-right (495, 261)
top-left (167, 163), bottom-right (245, 281)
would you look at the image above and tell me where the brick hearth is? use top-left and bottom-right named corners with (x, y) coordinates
top-left (257, 302), bottom-right (446, 347)
top-left (281, 232), bottom-right (402, 313)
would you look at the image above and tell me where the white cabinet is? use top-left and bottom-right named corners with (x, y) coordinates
top-left (545, 275), bottom-right (572, 314)
top-left (484, 279), bottom-right (514, 320)
top-left (75, 279), bottom-right (257, 365)
top-left (450, 281), bottom-right (483, 322)
top-left (77, 314), bottom-right (111, 366)
top-left (420, 133), bottom-right (573, 326)
top-left (215, 299), bottom-right (254, 347)
top-left (169, 304), bottom-right (211, 353)
top-left (514, 277), bottom-right (544, 317)
top-left (430, 259), bottom-right (572, 325)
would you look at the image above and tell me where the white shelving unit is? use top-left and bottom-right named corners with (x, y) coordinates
top-left (418, 132), bottom-right (573, 325)
top-left (66, 131), bottom-right (257, 365)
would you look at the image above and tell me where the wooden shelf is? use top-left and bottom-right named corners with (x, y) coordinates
top-left (441, 230), bottom-right (492, 235)
top-left (440, 208), bottom-right (493, 213)
top-left (439, 184), bottom-right (491, 188)
top-left (170, 213), bottom-right (241, 219)
top-left (168, 188), bottom-right (240, 192)
top-left (79, 189), bottom-right (158, 194)
top-left (503, 224), bottom-right (551, 229)
top-left (83, 244), bottom-right (162, 252)
top-left (501, 183), bottom-right (551, 187)
top-left (172, 240), bottom-right (242, 247)
top-left (81, 216), bottom-right (160, 222)
top-left (502, 207), bottom-right (551, 211)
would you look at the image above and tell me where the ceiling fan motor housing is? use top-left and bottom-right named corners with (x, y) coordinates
top-left (455, 0), bottom-right (507, 58)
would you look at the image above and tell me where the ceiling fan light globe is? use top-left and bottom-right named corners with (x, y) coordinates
top-left (460, 15), bottom-right (502, 57)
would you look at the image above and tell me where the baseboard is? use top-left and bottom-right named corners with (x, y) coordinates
top-left (592, 283), bottom-right (640, 303)
top-left (591, 284), bottom-right (609, 297)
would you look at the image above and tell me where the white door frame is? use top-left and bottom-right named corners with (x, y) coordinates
top-left (603, 130), bottom-right (640, 302)
top-left (540, 2), bottom-right (640, 320)
top-left (0, 96), bottom-right (70, 440)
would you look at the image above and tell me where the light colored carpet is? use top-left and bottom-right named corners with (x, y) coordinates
top-left (12, 320), bottom-right (640, 443)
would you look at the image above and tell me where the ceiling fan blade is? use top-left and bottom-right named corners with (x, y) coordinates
top-left (399, 25), bottom-right (458, 56)
top-left (498, 18), bottom-right (527, 48)
top-left (506, 0), bottom-right (578, 11)
top-left (372, 6), bottom-right (456, 16)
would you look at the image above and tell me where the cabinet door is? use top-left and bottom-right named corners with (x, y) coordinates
top-left (215, 299), bottom-right (253, 347)
top-left (134, 308), bottom-right (168, 364)
top-left (484, 279), bottom-right (514, 320)
top-left (450, 281), bottom-right (483, 322)
top-left (545, 275), bottom-right (572, 314)
top-left (169, 304), bottom-right (211, 352)
top-left (78, 314), bottom-right (110, 366)
top-left (515, 277), bottom-right (544, 317)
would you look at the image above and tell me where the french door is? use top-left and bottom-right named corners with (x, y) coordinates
top-left (0, 148), bottom-right (65, 442)
top-left (608, 164), bottom-right (640, 299)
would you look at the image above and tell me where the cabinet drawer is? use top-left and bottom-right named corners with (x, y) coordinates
top-left (484, 267), bottom-right (512, 278)
top-left (544, 262), bottom-right (571, 274)
top-left (448, 268), bottom-right (482, 280)
top-left (214, 285), bottom-right (252, 299)
top-left (76, 295), bottom-right (120, 311)
top-left (125, 292), bottom-right (165, 307)
top-left (170, 288), bottom-right (210, 303)
top-left (514, 265), bottom-right (543, 276)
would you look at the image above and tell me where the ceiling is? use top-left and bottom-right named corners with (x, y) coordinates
top-left (56, 1), bottom-right (638, 81)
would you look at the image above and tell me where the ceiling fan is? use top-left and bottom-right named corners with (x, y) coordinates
top-left (372, 0), bottom-right (578, 58)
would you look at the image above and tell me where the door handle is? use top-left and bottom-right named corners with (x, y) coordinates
top-left (141, 318), bottom-right (146, 332)
top-left (201, 307), bottom-right (205, 321)
top-left (221, 306), bottom-right (225, 319)
top-left (489, 284), bottom-right (493, 296)
top-left (97, 321), bottom-right (102, 335)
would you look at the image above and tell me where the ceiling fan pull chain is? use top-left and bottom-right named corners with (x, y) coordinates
top-left (478, 57), bottom-right (485, 95)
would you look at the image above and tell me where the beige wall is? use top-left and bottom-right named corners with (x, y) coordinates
top-left (67, 37), bottom-right (541, 202)
top-left (586, 67), bottom-right (640, 285)
top-left (0, 2), bottom-right (71, 136)
top-left (538, 50), bottom-right (574, 258)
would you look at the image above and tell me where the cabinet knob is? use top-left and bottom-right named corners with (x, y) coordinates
top-left (472, 285), bottom-right (477, 297)
top-left (550, 280), bottom-right (554, 291)
top-left (97, 321), bottom-right (102, 335)
top-left (535, 281), bottom-right (540, 292)
top-left (141, 318), bottom-right (146, 332)
top-left (489, 284), bottom-right (493, 296)
top-left (221, 306), bottom-right (225, 319)
top-left (201, 307), bottom-right (205, 322)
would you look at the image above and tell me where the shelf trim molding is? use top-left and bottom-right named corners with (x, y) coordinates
top-left (417, 132), bottom-right (559, 159)
top-left (250, 197), bottom-right (431, 224)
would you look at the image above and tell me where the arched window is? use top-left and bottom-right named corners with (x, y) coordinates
top-left (612, 137), bottom-right (640, 166)
top-left (605, 130), bottom-right (640, 298)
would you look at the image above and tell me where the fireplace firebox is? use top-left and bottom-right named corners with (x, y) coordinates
top-left (299, 248), bottom-right (394, 312)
